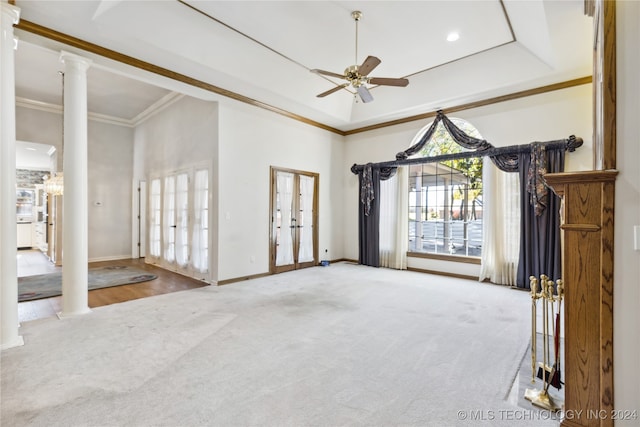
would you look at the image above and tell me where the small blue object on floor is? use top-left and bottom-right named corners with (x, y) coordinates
top-left (320, 260), bottom-right (330, 266)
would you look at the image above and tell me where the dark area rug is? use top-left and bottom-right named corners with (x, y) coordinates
top-left (18, 266), bottom-right (157, 302)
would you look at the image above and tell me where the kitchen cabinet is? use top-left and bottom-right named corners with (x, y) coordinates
top-left (17, 223), bottom-right (33, 248)
top-left (34, 222), bottom-right (47, 252)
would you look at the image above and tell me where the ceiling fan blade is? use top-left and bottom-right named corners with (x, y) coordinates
top-left (358, 56), bottom-right (381, 76)
top-left (317, 83), bottom-right (350, 98)
top-left (357, 85), bottom-right (374, 103)
top-left (311, 69), bottom-right (346, 80)
top-left (368, 77), bottom-right (410, 87)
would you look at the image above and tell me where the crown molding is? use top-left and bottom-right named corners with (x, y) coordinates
top-left (16, 97), bottom-right (132, 127)
top-left (344, 76), bottom-right (592, 135)
top-left (16, 91), bottom-right (186, 128)
top-left (14, 19), bottom-right (345, 136)
top-left (14, 18), bottom-right (592, 137)
top-left (130, 92), bottom-right (184, 126)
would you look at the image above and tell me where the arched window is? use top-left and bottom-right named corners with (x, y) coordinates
top-left (407, 118), bottom-right (483, 257)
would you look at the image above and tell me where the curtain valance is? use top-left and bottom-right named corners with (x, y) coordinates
top-left (351, 111), bottom-right (582, 175)
top-left (350, 110), bottom-right (582, 217)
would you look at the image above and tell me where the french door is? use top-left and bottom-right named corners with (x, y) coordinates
top-left (270, 167), bottom-right (319, 273)
top-left (147, 167), bottom-right (209, 279)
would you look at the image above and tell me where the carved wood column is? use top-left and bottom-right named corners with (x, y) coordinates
top-left (544, 170), bottom-right (617, 427)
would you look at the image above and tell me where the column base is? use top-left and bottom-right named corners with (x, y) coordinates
top-left (1, 335), bottom-right (24, 351)
top-left (57, 307), bottom-right (92, 319)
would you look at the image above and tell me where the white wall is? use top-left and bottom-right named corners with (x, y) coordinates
top-left (217, 99), bottom-right (344, 281)
top-left (16, 106), bottom-right (135, 261)
top-left (87, 120), bottom-right (134, 261)
top-left (16, 107), bottom-right (62, 169)
top-left (614, 1), bottom-right (640, 421)
top-left (134, 94), bottom-right (344, 283)
top-left (343, 84), bottom-right (593, 277)
top-left (134, 95), bottom-right (219, 281)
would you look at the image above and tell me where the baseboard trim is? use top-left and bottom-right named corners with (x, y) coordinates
top-left (219, 259), bottom-right (355, 284)
top-left (331, 258), bottom-right (358, 264)
top-left (217, 272), bottom-right (272, 286)
top-left (407, 266), bottom-right (478, 281)
top-left (217, 261), bottom-right (478, 285)
top-left (88, 255), bottom-right (131, 263)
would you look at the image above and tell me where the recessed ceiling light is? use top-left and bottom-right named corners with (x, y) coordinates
top-left (25, 147), bottom-right (37, 151)
top-left (447, 32), bottom-right (460, 42)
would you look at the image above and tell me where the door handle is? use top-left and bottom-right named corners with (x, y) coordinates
top-left (170, 225), bottom-right (177, 228)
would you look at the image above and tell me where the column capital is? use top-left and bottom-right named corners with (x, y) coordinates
top-left (60, 50), bottom-right (92, 72)
top-left (0, 3), bottom-right (20, 26)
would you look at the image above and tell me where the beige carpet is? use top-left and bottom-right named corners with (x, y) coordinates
top-left (1, 262), bottom-right (560, 426)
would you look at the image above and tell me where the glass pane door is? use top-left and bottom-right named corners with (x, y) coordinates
top-left (149, 178), bottom-right (162, 259)
top-left (162, 175), bottom-right (176, 264)
top-left (147, 167), bottom-right (211, 280)
top-left (192, 169), bottom-right (209, 274)
top-left (175, 173), bottom-right (189, 268)
top-left (298, 175), bottom-right (315, 264)
top-left (275, 171), bottom-right (295, 268)
top-left (271, 167), bottom-right (318, 273)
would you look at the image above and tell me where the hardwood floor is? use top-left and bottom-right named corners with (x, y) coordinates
top-left (18, 253), bottom-right (210, 323)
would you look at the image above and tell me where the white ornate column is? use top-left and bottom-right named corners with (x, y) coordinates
top-left (0, 3), bottom-right (23, 350)
top-left (59, 51), bottom-right (92, 317)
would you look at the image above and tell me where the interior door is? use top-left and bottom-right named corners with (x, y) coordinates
top-left (270, 167), bottom-right (318, 273)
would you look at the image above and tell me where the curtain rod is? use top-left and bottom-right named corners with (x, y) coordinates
top-left (350, 135), bottom-right (582, 174)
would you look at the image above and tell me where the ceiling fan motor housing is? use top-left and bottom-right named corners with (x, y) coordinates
top-left (345, 65), bottom-right (360, 81)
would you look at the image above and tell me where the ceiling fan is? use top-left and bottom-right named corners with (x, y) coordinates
top-left (311, 10), bottom-right (409, 103)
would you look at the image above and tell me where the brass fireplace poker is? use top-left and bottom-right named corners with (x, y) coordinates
top-left (525, 275), bottom-right (564, 411)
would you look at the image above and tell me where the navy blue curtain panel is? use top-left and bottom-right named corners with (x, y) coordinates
top-left (516, 149), bottom-right (565, 288)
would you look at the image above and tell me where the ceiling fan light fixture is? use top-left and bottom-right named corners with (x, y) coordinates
top-left (357, 85), bottom-right (374, 103)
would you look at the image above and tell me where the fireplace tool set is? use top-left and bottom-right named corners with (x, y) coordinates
top-left (524, 274), bottom-right (564, 411)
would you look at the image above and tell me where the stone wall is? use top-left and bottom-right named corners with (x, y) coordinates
top-left (16, 169), bottom-right (49, 188)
